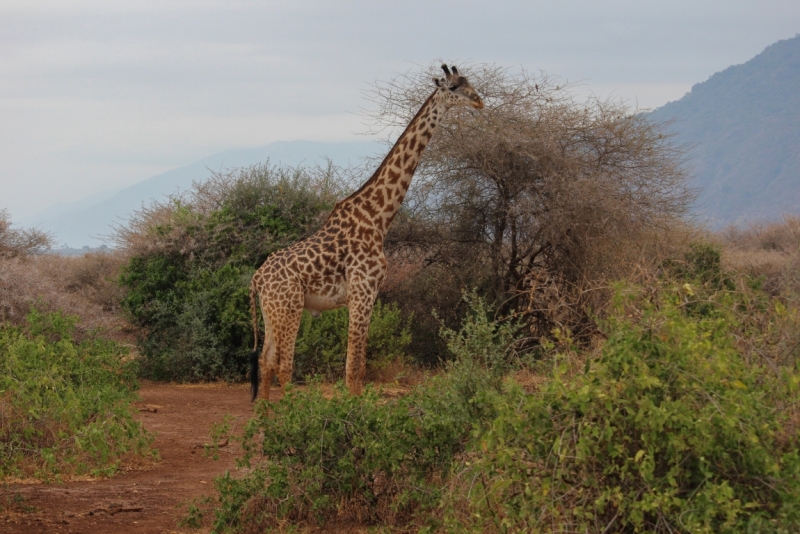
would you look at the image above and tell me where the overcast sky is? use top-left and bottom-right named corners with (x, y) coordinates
top-left (2, 0), bottom-right (798, 220)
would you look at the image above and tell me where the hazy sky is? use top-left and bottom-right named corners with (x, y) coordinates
top-left (2, 0), bottom-right (799, 219)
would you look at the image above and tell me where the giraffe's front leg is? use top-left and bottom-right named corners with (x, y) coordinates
top-left (345, 276), bottom-right (380, 395)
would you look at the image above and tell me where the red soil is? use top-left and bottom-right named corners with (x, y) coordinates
top-left (2, 381), bottom-right (258, 534)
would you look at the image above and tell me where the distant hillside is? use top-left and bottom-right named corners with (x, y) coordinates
top-left (24, 140), bottom-right (381, 248)
top-left (650, 34), bottom-right (800, 228)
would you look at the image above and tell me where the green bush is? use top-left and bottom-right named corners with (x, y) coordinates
top-left (670, 242), bottom-right (735, 291)
top-left (0, 310), bottom-right (153, 480)
top-left (119, 165), bottom-right (337, 381)
top-left (436, 290), bottom-right (522, 422)
top-left (209, 379), bottom-right (474, 531)
top-left (294, 300), bottom-right (412, 382)
top-left (125, 262), bottom-right (254, 381)
top-left (202, 294), bottom-right (517, 532)
top-left (440, 291), bottom-right (521, 370)
top-left (120, 164), bottom-right (418, 383)
top-left (445, 282), bottom-right (800, 533)
top-left (195, 276), bottom-right (800, 533)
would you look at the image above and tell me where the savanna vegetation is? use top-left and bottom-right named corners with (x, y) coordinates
top-left (1, 63), bottom-right (799, 531)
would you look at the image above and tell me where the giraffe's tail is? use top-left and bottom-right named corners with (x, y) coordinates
top-left (249, 349), bottom-right (259, 402)
top-left (249, 280), bottom-right (260, 402)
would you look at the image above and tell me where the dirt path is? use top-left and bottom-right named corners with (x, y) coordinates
top-left (2, 381), bottom-right (262, 534)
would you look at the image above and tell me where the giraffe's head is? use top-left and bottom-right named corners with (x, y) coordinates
top-left (434, 64), bottom-right (484, 109)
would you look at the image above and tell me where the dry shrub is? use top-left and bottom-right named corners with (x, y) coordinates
top-left (0, 209), bottom-right (52, 258)
top-left (718, 215), bottom-right (800, 297)
top-left (0, 252), bottom-right (131, 340)
top-left (0, 210), bottom-right (127, 339)
top-left (364, 355), bottom-right (421, 386)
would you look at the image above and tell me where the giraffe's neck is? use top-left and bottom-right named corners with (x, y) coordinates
top-left (334, 90), bottom-right (448, 236)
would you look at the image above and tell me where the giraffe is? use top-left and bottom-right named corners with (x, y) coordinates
top-left (249, 65), bottom-right (484, 400)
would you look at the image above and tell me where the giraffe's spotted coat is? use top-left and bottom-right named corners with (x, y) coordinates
top-left (249, 65), bottom-right (483, 399)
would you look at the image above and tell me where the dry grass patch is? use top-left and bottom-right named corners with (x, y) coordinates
top-left (719, 215), bottom-right (800, 296)
top-left (0, 252), bottom-right (132, 341)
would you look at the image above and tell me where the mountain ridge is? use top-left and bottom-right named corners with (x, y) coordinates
top-left (650, 34), bottom-right (800, 228)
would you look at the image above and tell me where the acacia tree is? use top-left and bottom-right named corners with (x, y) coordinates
top-left (367, 64), bottom-right (693, 340)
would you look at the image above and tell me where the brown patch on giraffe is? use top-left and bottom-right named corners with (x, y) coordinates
top-left (363, 202), bottom-right (379, 218)
top-left (374, 188), bottom-right (385, 208)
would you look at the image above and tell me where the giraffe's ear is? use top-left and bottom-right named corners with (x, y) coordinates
top-left (433, 77), bottom-right (443, 87)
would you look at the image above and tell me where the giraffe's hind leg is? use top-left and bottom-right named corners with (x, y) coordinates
top-left (274, 307), bottom-right (303, 391)
top-left (264, 289), bottom-right (304, 394)
top-left (258, 315), bottom-right (277, 400)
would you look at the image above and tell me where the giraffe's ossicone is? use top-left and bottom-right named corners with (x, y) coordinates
top-left (249, 64), bottom-right (484, 400)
